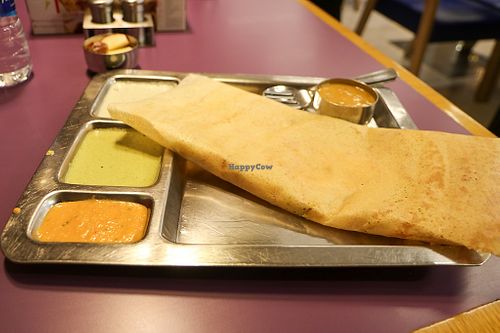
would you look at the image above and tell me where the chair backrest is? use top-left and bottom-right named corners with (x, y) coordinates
top-left (375, 0), bottom-right (500, 42)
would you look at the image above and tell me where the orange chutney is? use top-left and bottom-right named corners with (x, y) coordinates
top-left (318, 82), bottom-right (376, 107)
top-left (34, 199), bottom-right (149, 243)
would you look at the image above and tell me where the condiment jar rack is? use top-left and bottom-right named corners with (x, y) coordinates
top-left (83, 0), bottom-right (155, 46)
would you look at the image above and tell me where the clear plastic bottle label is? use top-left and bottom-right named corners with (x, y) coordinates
top-left (0, 0), bottom-right (16, 17)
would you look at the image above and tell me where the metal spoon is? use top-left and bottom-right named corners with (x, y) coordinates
top-left (261, 85), bottom-right (313, 109)
top-left (352, 68), bottom-right (398, 86)
top-left (263, 68), bottom-right (398, 109)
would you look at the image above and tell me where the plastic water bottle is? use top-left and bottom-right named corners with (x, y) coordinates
top-left (0, 0), bottom-right (32, 88)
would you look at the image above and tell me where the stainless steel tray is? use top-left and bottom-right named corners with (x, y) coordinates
top-left (0, 70), bottom-right (489, 267)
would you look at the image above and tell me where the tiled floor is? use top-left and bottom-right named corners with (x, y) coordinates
top-left (340, 1), bottom-right (499, 131)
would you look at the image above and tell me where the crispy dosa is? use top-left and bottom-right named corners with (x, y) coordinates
top-left (109, 74), bottom-right (500, 255)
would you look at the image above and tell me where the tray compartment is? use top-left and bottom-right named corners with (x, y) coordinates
top-left (27, 190), bottom-right (155, 243)
top-left (163, 159), bottom-right (426, 246)
top-left (91, 75), bottom-right (180, 118)
top-left (59, 120), bottom-right (164, 187)
top-left (158, 157), bottom-right (488, 266)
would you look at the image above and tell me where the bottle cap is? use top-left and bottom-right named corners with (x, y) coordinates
top-left (0, 0), bottom-right (16, 17)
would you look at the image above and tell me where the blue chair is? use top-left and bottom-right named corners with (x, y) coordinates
top-left (355, 0), bottom-right (500, 101)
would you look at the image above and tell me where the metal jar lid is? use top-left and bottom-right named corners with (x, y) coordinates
top-left (89, 0), bottom-right (114, 24)
top-left (121, 0), bottom-right (145, 23)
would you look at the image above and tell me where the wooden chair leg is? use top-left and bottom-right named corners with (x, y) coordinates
top-left (404, 38), bottom-right (416, 59)
top-left (353, 0), bottom-right (360, 11)
top-left (409, 0), bottom-right (439, 75)
top-left (354, 0), bottom-right (379, 35)
top-left (488, 105), bottom-right (500, 136)
top-left (475, 40), bottom-right (500, 102)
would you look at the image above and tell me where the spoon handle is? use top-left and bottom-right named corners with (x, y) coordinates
top-left (354, 68), bottom-right (398, 85)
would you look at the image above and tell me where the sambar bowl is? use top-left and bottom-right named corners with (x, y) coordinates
top-left (312, 78), bottom-right (379, 124)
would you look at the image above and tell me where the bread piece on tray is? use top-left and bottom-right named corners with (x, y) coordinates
top-left (109, 74), bottom-right (500, 255)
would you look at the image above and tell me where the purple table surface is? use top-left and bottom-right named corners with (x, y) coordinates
top-left (0, 1), bottom-right (498, 332)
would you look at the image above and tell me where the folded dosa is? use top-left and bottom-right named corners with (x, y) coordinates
top-left (109, 74), bottom-right (500, 255)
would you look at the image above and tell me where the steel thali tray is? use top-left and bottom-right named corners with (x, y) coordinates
top-left (0, 70), bottom-right (489, 267)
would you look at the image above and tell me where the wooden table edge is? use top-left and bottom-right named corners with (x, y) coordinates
top-left (412, 300), bottom-right (500, 332)
top-left (299, 0), bottom-right (496, 138)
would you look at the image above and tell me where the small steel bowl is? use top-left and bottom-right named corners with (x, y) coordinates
top-left (312, 78), bottom-right (379, 124)
top-left (83, 34), bottom-right (139, 73)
